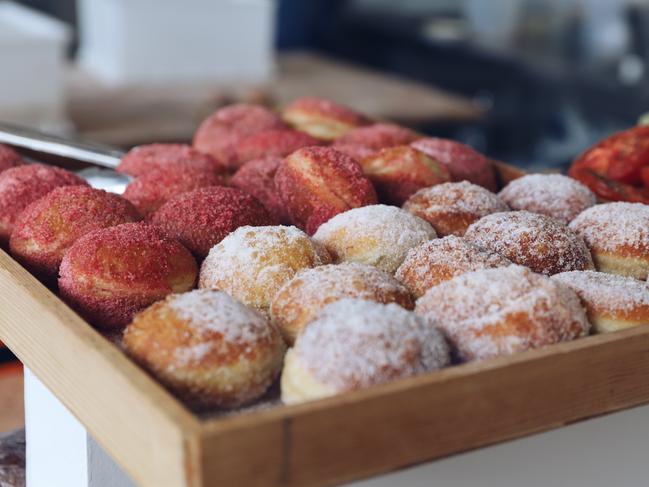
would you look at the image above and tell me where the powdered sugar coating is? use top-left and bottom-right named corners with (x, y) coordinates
top-left (313, 204), bottom-right (436, 274)
top-left (465, 211), bottom-right (593, 275)
top-left (291, 298), bottom-right (450, 392)
top-left (403, 181), bottom-right (509, 237)
top-left (499, 174), bottom-right (596, 224)
top-left (415, 265), bottom-right (590, 361)
top-left (395, 236), bottom-right (512, 297)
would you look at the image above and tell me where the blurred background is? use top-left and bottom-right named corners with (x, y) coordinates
top-left (1, 0), bottom-right (647, 173)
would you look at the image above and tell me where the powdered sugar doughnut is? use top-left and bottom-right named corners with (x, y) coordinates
top-left (464, 211), bottom-right (593, 275)
top-left (553, 270), bottom-right (649, 333)
top-left (313, 204), bottom-right (436, 274)
top-left (395, 236), bottom-right (511, 298)
top-left (415, 265), bottom-right (591, 362)
top-left (123, 289), bottom-right (285, 410)
top-left (199, 226), bottom-right (330, 312)
top-left (270, 262), bottom-right (414, 344)
top-left (281, 298), bottom-right (450, 404)
top-left (569, 202), bottom-right (649, 280)
top-left (403, 181), bottom-right (509, 237)
top-left (499, 174), bottom-right (596, 224)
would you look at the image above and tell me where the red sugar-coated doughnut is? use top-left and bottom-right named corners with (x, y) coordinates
top-left (230, 129), bottom-right (323, 169)
top-left (150, 186), bottom-right (275, 259)
top-left (230, 157), bottom-right (291, 224)
top-left (282, 97), bottom-right (371, 140)
top-left (0, 164), bottom-right (88, 244)
top-left (123, 167), bottom-right (226, 217)
top-left (274, 147), bottom-right (378, 234)
top-left (0, 144), bottom-right (24, 173)
top-left (334, 123), bottom-right (421, 152)
top-left (411, 137), bottom-right (497, 191)
top-left (10, 185), bottom-right (140, 278)
top-left (59, 222), bottom-right (197, 330)
top-left (193, 104), bottom-right (286, 170)
top-left (117, 143), bottom-right (226, 177)
top-left (330, 143), bottom-right (376, 163)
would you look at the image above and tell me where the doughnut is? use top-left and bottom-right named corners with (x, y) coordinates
top-left (117, 143), bottom-right (226, 177)
top-left (330, 143), bottom-right (376, 163)
top-left (281, 96), bottom-right (370, 140)
top-left (553, 270), bottom-right (649, 333)
top-left (411, 137), bottom-right (497, 191)
top-left (0, 164), bottom-right (88, 244)
top-left (270, 262), bottom-right (414, 344)
top-left (415, 265), bottom-right (591, 362)
top-left (333, 123), bottom-right (421, 152)
top-left (274, 146), bottom-right (377, 234)
top-left (199, 225), bottom-right (331, 312)
top-left (230, 129), bottom-right (322, 169)
top-left (312, 204), bottom-right (436, 274)
top-left (150, 186), bottom-right (274, 259)
top-left (464, 211), bottom-right (594, 275)
top-left (123, 289), bottom-right (285, 410)
top-left (230, 157), bottom-right (290, 224)
top-left (359, 146), bottom-right (451, 205)
top-left (59, 222), bottom-right (197, 330)
top-left (0, 144), bottom-right (23, 173)
top-left (499, 174), bottom-right (596, 224)
top-left (123, 167), bottom-right (225, 217)
top-left (403, 181), bottom-right (509, 237)
top-left (568, 202), bottom-right (649, 279)
top-left (281, 298), bottom-right (450, 404)
top-left (395, 236), bottom-right (511, 298)
top-left (9, 186), bottom-right (140, 278)
top-left (193, 103), bottom-right (286, 169)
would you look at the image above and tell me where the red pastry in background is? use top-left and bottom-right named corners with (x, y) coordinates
top-left (10, 186), bottom-right (140, 278)
top-left (0, 164), bottom-right (88, 244)
top-left (0, 144), bottom-right (24, 173)
top-left (274, 147), bottom-right (378, 234)
top-left (230, 157), bottom-right (291, 224)
top-left (411, 137), bottom-right (497, 191)
top-left (117, 143), bottom-right (226, 177)
top-left (360, 146), bottom-right (451, 205)
top-left (123, 167), bottom-right (225, 217)
top-left (150, 186), bottom-right (274, 259)
top-left (59, 222), bottom-right (197, 330)
top-left (333, 123), bottom-right (421, 155)
top-left (230, 129), bottom-right (322, 168)
top-left (193, 103), bottom-right (286, 170)
top-left (569, 125), bottom-right (649, 204)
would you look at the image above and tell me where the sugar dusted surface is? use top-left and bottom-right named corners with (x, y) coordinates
top-left (0, 144), bottom-right (24, 172)
top-left (117, 143), bottom-right (225, 177)
top-left (284, 97), bottom-right (370, 126)
top-left (334, 123), bottom-right (421, 151)
top-left (499, 174), bottom-right (596, 224)
top-left (293, 298), bottom-right (450, 391)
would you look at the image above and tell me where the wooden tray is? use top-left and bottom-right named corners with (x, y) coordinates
top-left (2, 163), bottom-right (649, 487)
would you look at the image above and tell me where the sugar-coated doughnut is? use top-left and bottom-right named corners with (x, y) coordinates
top-left (313, 204), bottom-right (436, 274)
top-left (274, 147), bottom-right (377, 235)
top-left (270, 262), bottom-right (414, 344)
top-left (230, 157), bottom-right (291, 224)
top-left (403, 181), bottom-right (509, 237)
top-left (281, 97), bottom-right (370, 140)
top-left (0, 144), bottom-right (24, 173)
top-left (415, 265), bottom-right (591, 362)
top-left (395, 236), bottom-right (511, 298)
top-left (117, 143), bottom-right (226, 177)
top-left (281, 298), bottom-right (450, 404)
top-left (334, 123), bottom-right (421, 152)
top-left (464, 211), bottom-right (594, 275)
top-left (553, 270), bottom-right (649, 333)
top-left (10, 186), bottom-right (140, 278)
top-left (411, 137), bottom-right (497, 191)
top-left (499, 174), bottom-right (596, 224)
top-left (123, 289), bottom-right (285, 410)
top-left (360, 146), bottom-right (451, 205)
top-left (569, 202), bottom-right (649, 279)
top-left (193, 104), bottom-right (286, 169)
top-left (0, 164), bottom-right (88, 244)
top-left (231, 129), bottom-right (323, 168)
top-left (123, 167), bottom-right (225, 217)
top-left (59, 223), bottom-right (197, 330)
top-left (150, 186), bottom-right (274, 259)
top-left (199, 226), bottom-right (330, 312)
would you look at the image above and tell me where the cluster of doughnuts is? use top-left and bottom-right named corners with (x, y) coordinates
top-left (4, 98), bottom-right (649, 413)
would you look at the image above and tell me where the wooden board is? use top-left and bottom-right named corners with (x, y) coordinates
top-left (4, 164), bottom-right (649, 487)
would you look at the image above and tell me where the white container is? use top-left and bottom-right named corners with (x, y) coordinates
top-left (77, 0), bottom-right (275, 85)
top-left (0, 1), bottom-right (71, 130)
